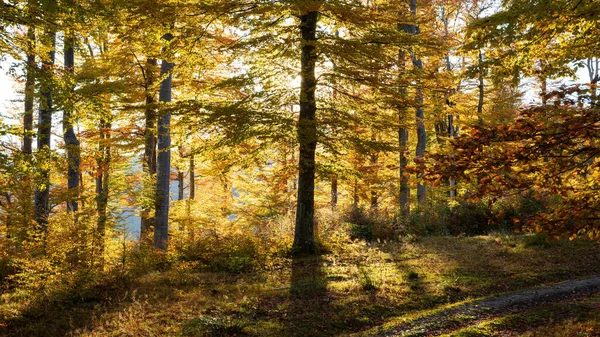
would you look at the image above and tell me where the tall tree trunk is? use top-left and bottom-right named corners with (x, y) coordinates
top-left (353, 178), bottom-right (359, 211)
top-left (406, 0), bottom-right (426, 204)
top-left (540, 71), bottom-right (549, 162)
top-left (141, 58), bottom-right (158, 239)
top-left (541, 74), bottom-right (547, 106)
top-left (64, 34), bottom-right (80, 212)
top-left (187, 155), bottom-right (194, 216)
top-left (442, 10), bottom-right (457, 199)
top-left (293, 9), bottom-right (319, 255)
top-left (370, 134), bottom-right (378, 210)
top-left (189, 155), bottom-right (195, 200)
top-left (34, 8), bottom-right (56, 235)
top-left (477, 49), bottom-right (484, 126)
top-left (177, 171), bottom-right (184, 201)
top-left (21, 22), bottom-right (36, 239)
top-left (398, 46), bottom-right (410, 216)
top-left (96, 120), bottom-right (110, 259)
top-left (177, 146), bottom-right (185, 201)
top-left (586, 57), bottom-right (598, 104)
top-left (331, 174), bottom-right (337, 209)
top-left (23, 26), bottom-right (35, 155)
top-left (448, 114), bottom-right (457, 199)
top-left (154, 33), bottom-right (174, 251)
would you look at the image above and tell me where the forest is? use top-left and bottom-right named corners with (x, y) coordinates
top-left (1, 0), bottom-right (600, 336)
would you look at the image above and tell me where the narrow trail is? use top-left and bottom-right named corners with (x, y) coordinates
top-left (369, 276), bottom-right (600, 337)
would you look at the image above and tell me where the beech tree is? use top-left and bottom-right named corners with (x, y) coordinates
top-left (33, 0), bottom-right (56, 235)
top-left (154, 31), bottom-right (174, 250)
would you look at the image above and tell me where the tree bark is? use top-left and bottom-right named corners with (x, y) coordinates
top-left (34, 6), bottom-right (56, 234)
top-left (398, 46), bottom-right (410, 216)
top-left (353, 178), bottom-right (359, 211)
top-left (96, 120), bottom-right (110, 258)
top-left (586, 57), bottom-right (598, 104)
top-left (64, 34), bottom-right (81, 212)
top-left (406, 0), bottom-right (426, 204)
top-left (331, 174), bottom-right (337, 209)
top-left (477, 49), bottom-right (484, 126)
top-left (177, 170), bottom-right (184, 201)
top-left (370, 134), bottom-right (378, 210)
top-left (448, 114), bottom-right (457, 199)
top-left (141, 58), bottom-right (158, 239)
top-left (189, 155), bottom-right (195, 200)
top-left (293, 9), bottom-right (319, 255)
top-left (23, 25), bottom-right (35, 155)
top-left (154, 33), bottom-right (174, 251)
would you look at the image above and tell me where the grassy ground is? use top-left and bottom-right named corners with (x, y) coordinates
top-left (2, 233), bottom-right (600, 336)
top-left (438, 294), bottom-right (600, 337)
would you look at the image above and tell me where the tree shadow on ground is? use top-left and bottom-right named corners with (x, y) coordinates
top-left (0, 270), bottom-right (181, 337)
top-left (283, 253), bottom-right (331, 336)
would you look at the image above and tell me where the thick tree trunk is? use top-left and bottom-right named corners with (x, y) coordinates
top-left (64, 35), bottom-right (81, 212)
top-left (154, 34), bottom-right (174, 251)
top-left (34, 18), bottom-right (56, 234)
top-left (141, 58), bottom-right (158, 239)
top-left (293, 10), bottom-right (319, 255)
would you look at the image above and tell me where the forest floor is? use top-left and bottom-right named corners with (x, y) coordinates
top-left (2, 233), bottom-right (600, 336)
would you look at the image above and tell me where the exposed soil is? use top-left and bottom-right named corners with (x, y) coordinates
top-left (373, 276), bottom-right (600, 336)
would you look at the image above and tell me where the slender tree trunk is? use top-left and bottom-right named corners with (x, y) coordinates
top-left (141, 58), bottom-right (158, 239)
top-left (177, 171), bottom-right (184, 201)
top-left (407, 0), bottom-right (426, 204)
top-left (154, 33), bottom-right (174, 251)
top-left (21, 23), bottom-right (36, 239)
top-left (398, 46), bottom-right (410, 216)
top-left (477, 49), bottom-right (484, 126)
top-left (541, 75), bottom-right (547, 106)
top-left (540, 72), bottom-right (549, 162)
top-left (34, 12), bottom-right (56, 235)
top-left (96, 120), bottom-right (110, 259)
top-left (293, 9), bottom-right (319, 255)
top-left (448, 114), bottom-right (457, 199)
top-left (586, 58), bottom-right (598, 104)
top-left (353, 178), bottom-right (359, 211)
top-left (370, 134), bottom-right (378, 210)
top-left (64, 34), bottom-right (80, 212)
top-left (23, 26), bottom-right (35, 155)
top-left (187, 155), bottom-right (194, 216)
top-left (331, 174), bottom-right (337, 209)
top-left (189, 155), bottom-right (195, 200)
top-left (442, 11), bottom-right (457, 199)
top-left (177, 146), bottom-right (185, 201)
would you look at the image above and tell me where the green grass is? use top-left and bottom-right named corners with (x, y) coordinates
top-left (2, 234), bottom-right (600, 336)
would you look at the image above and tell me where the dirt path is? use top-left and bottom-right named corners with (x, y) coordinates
top-left (369, 276), bottom-right (600, 336)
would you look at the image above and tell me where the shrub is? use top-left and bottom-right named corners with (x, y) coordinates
top-left (446, 201), bottom-right (496, 236)
top-left (343, 207), bottom-right (398, 242)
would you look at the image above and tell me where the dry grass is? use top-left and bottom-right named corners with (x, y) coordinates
top-left (2, 233), bottom-right (600, 336)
